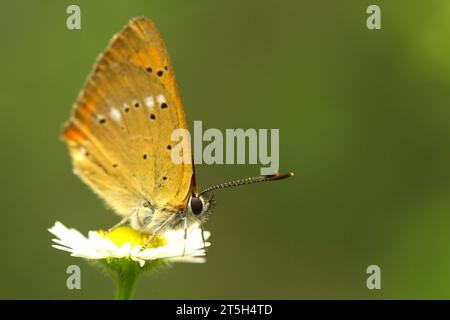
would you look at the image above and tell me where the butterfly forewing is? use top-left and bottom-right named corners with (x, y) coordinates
top-left (63, 17), bottom-right (193, 217)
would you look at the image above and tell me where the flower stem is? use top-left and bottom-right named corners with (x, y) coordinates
top-left (112, 261), bottom-right (141, 300)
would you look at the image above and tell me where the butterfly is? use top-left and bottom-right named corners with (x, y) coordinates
top-left (62, 17), bottom-right (293, 250)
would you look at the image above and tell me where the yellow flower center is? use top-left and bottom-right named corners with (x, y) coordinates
top-left (97, 226), bottom-right (166, 248)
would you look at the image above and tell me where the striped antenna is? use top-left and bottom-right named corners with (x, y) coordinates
top-left (199, 172), bottom-right (294, 196)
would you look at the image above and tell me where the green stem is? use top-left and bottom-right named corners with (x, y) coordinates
top-left (113, 261), bottom-right (140, 300)
top-left (100, 258), bottom-right (162, 300)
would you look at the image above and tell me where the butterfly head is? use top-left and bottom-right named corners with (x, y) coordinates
top-left (186, 172), bottom-right (294, 222)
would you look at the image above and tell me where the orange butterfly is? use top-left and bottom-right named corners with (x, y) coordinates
top-left (62, 17), bottom-right (293, 250)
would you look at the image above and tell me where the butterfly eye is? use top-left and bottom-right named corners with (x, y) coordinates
top-left (189, 197), bottom-right (203, 215)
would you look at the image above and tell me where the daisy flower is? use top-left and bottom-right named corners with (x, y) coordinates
top-left (48, 221), bottom-right (211, 299)
top-left (49, 221), bottom-right (210, 266)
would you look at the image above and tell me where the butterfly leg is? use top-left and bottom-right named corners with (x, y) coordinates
top-left (182, 217), bottom-right (188, 256)
top-left (200, 224), bottom-right (208, 255)
top-left (140, 215), bottom-right (173, 251)
top-left (105, 209), bottom-right (136, 234)
top-left (105, 216), bottom-right (129, 234)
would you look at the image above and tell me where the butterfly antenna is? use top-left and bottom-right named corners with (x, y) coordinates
top-left (199, 172), bottom-right (294, 196)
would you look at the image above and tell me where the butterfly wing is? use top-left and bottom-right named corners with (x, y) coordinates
top-left (62, 17), bottom-right (194, 216)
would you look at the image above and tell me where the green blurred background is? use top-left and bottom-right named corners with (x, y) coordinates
top-left (1, 0), bottom-right (450, 299)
